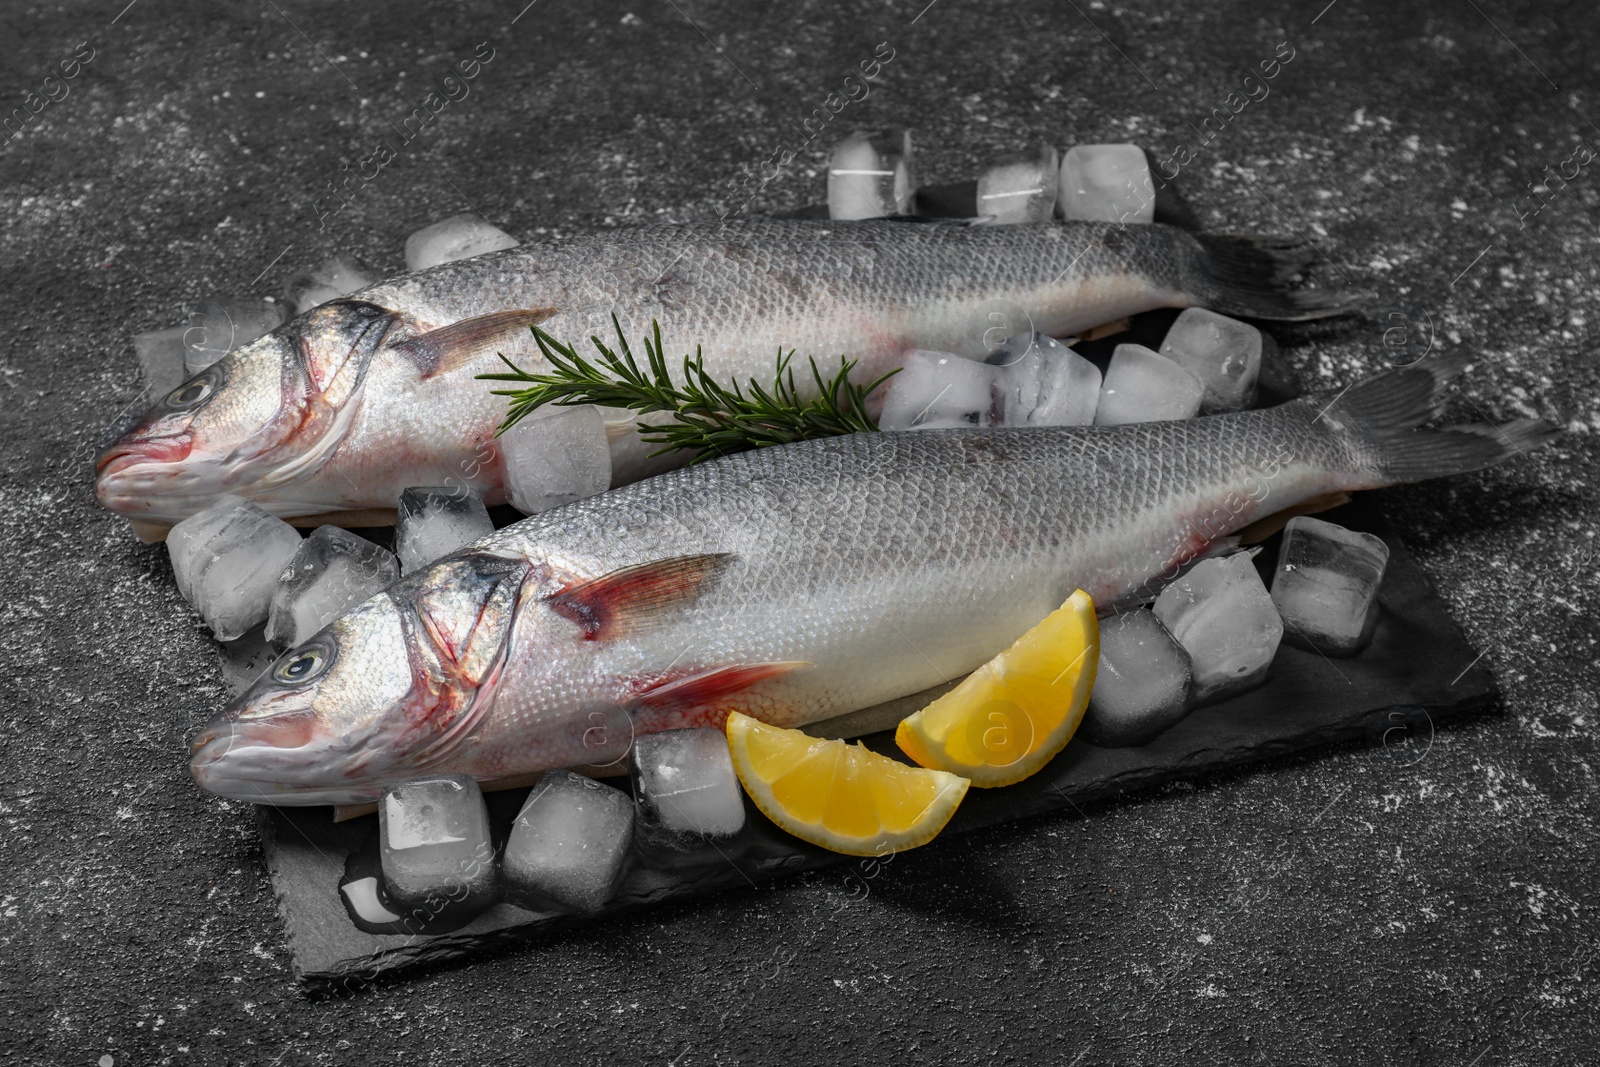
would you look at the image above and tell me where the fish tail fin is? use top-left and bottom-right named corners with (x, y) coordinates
top-left (1316, 353), bottom-right (1564, 484)
top-left (1186, 233), bottom-right (1368, 321)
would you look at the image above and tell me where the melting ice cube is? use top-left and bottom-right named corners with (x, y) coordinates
top-left (283, 254), bottom-right (377, 315)
top-left (986, 332), bottom-right (1102, 426)
top-left (167, 496), bottom-right (304, 641)
top-left (630, 728), bottom-right (746, 841)
top-left (500, 405), bottom-right (614, 515)
top-left (379, 773), bottom-right (498, 916)
top-left (877, 350), bottom-right (997, 430)
top-left (1154, 552), bottom-right (1284, 705)
top-left (828, 129), bottom-right (916, 220)
top-left (395, 486), bottom-right (495, 575)
top-left (264, 526), bottom-right (399, 648)
top-left (1081, 609), bottom-right (1193, 747)
top-left (133, 326), bottom-right (190, 400)
top-left (976, 145), bottom-right (1060, 224)
top-left (1271, 516), bottom-right (1390, 656)
top-left (503, 770), bottom-right (634, 913)
top-left (181, 298), bottom-right (289, 376)
top-left (1158, 308), bottom-right (1262, 414)
top-left (1057, 144), bottom-right (1155, 224)
top-left (404, 213), bottom-right (519, 272)
top-left (1094, 344), bottom-right (1205, 426)
top-left (340, 876), bottom-right (404, 926)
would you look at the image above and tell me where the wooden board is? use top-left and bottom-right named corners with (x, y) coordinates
top-left (258, 497), bottom-right (1497, 990)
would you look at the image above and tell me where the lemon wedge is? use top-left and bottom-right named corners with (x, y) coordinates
top-left (724, 712), bottom-right (969, 856)
top-left (896, 589), bottom-right (1098, 787)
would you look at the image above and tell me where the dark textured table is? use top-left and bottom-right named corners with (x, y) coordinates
top-left (2, 1), bottom-right (1596, 1064)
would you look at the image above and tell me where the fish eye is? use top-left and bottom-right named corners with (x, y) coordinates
top-left (274, 644), bottom-right (331, 685)
top-left (166, 369), bottom-right (219, 410)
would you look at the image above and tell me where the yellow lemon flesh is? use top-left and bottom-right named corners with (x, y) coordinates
top-left (896, 589), bottom-right (1098, 788)
top-left (725, 712), bottom-right (970, 857)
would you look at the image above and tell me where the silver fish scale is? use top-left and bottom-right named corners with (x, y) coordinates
top-left (470, 409), bottom-right (1353, 772)
top-left (362, 219), bottom-right (1189, 368)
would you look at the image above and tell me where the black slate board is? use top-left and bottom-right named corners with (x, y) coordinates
top-left (260, 496), bottom-right (1497, 990)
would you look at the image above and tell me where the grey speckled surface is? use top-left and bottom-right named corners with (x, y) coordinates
top-left (1, 1), bottom-right (1596, 1064)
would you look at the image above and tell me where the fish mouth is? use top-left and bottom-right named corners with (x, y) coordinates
top-left (94, 434), bottom-right (194, 477)
top-left (190, 715), bottom-right (321, 801)
top-left (92, 434), bottom-right (210, 521)
top-left (189, 728), bottom-right (283, 801)
top-left (188, 715), bottom-right (390, 807)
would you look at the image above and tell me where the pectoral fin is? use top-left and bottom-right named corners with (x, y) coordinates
top-left (129, 519), bottom-right (172, 544)
top-left (393, 308), bottom-right (558, 379)
top-left (634, 661), bottom-right (811, 716)
top-left (546, 553), bottom-right (734, 640)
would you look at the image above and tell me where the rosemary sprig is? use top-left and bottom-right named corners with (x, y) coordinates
top-left (477, 317), bottom-right (898, 463)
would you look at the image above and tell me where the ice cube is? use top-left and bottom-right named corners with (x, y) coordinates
top-left (503, 770), bottom-right (634, 913)
top-left (828, 129), bottom-right (916, 220)
top-left (404, 213), bottom-right (519, 272)
top-left (181, 298), bottom-right (289, 376)
top-left (986, 332), bottom-right (1102, 426)
top-left (133, 326), bottom-right (189, 400)
top-left (1158, 308), bottom-right (1262, 414)
top-left (166, 496), bottom-right (304, 641)
top-left (500, 405), bottom-right (614, 515)
top-left (395, 486), bottom-right (495, 575)
top-left (379, 773), bottom-right (498, 917)
top-left (976, 145), bottom-right (1060, 224)
top-left (341, 834), bottom-right (486, 936)
top-left (1094, 344), bottom-right (1205, 426)
top-left (1080, 609), bottom-right (1193, 747)
top-left (1154, 552), bottom-right (1284, 705)
top-left (264, 526), bottom-right (399, 648)
top-left (283, 254), bottom-right (377, 315)
top-left (1271, 516), bottom-right (1390, 656)
top-left (630, 728), bottom-right (746, 841)
top-left (1058, 144), bottom-right (1155, 225)
top-left (877, 350), bottom-right (997, 431)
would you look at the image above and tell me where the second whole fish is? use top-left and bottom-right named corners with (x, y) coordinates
top-left (187, 354), bottom-right (1559, 806)
top-left (94, 218), bottom-right (1356, 535)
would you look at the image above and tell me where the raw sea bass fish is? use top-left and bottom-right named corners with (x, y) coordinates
top-left (95, 218), bottom-right (1353, 535)
top-left (189, 356), bottom-right (1558, 806)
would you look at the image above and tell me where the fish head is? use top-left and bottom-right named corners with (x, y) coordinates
top-left (189, 552), bottom-right (531, 806)
top-left (94, 300), bottom-right (399, 527)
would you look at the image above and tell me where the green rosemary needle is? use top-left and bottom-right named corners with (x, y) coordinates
top-left (477, 317), bottom-right (898, 464)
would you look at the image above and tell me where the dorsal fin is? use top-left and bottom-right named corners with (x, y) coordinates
top-left (392, 308), bottom-right (557, 379)
top-left (545, 553), bottom-right (733, 641)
